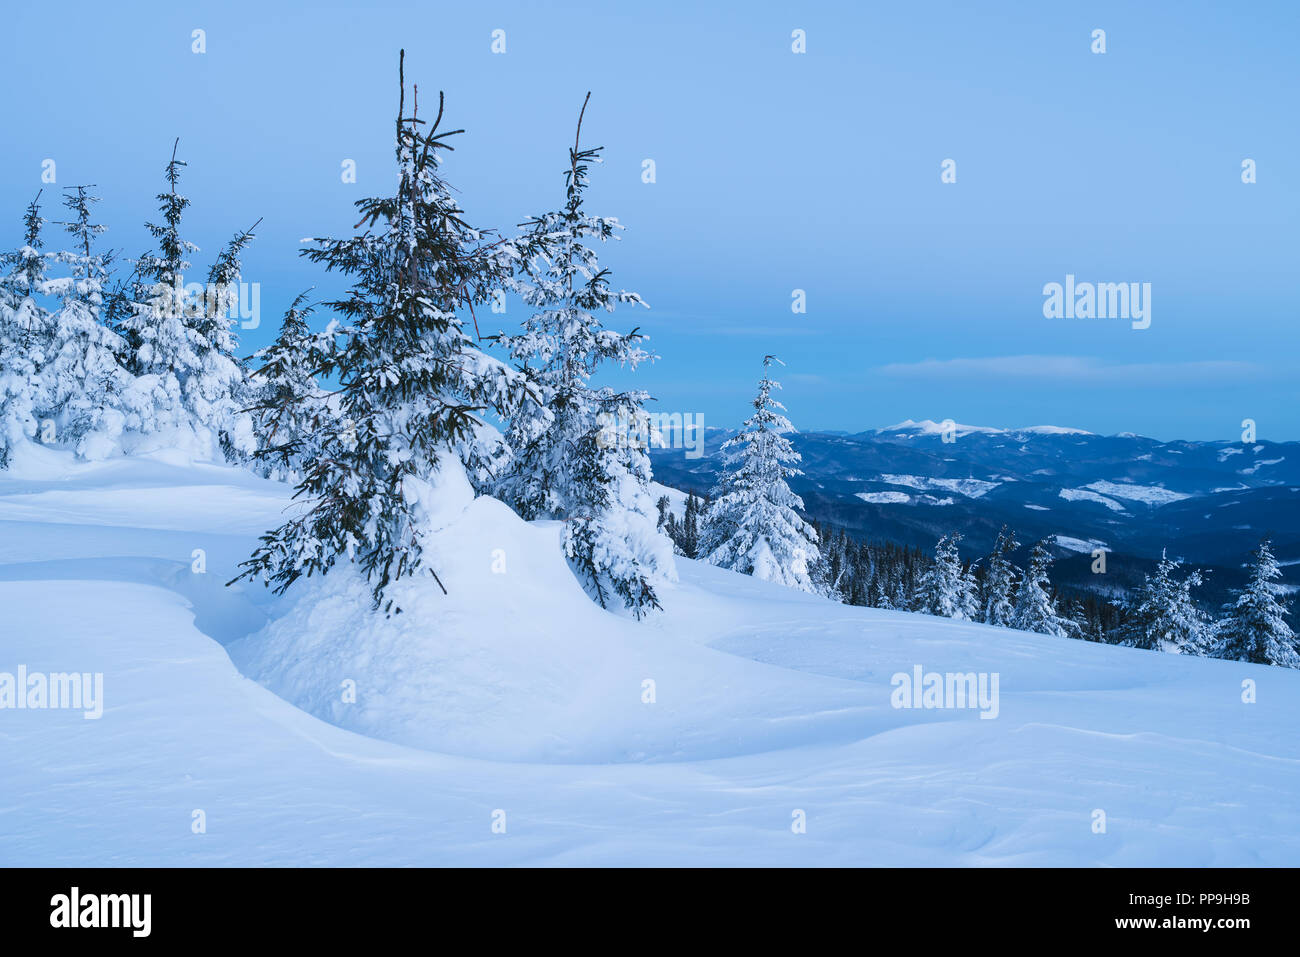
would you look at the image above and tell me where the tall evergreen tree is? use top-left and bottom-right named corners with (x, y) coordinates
top-left (1011, 538), bottom-right (1070, 637)
top-left (0, 193), bottom-right (54, 467)
top-left (119, 139), bottom-right (197, 378)
top-left (199, 218), bottom-right (262, 462)
top-left (247, 291), bottom-right (326, 481)
top-left (979, 525), bottom-right (1019, 626)
top-left (116, 140), bottom-right (255, 460)
top-left (2, 192), bottom-right (51, 302)
top-left (680, 492), bottom-right (702, 559)
top-left (492, 93), bottom-right (673, 617)
top-left (1211, 537), bottom-right (1300, 667)
top-left (700, 356), bottom-right (822, 593)
top-left (234, 54), bottom-right (529, 613)
top-left (40, 186), bottom-right (139, 459)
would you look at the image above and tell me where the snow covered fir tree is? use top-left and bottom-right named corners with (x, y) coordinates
top-left (233, 55), bottom-right (529, 613)
top-left (491, 93), bottom-right (673, 617)
top-left (245, 291), bottom-right (327, 481)
top-left (1118, 550), bottom-right (1209, 653)
top-left (0, 192), bottom-right (53, 467)
top-left (41, 186), bottom-right (138, 461)
top-left (1008, 539), bottom-right (1071, 637)
top-left (913, 533), bottom-right (978, 620)
top-left (659, 491), bottom-right (704, 559)
top-left (1211, 537), bottom-right (1300, 668)
top-left (700, 356), bottom-right (823, 594)
top-left (979, 526), bottom-right (1020, 627)
top-left (115, 140), bottom-right (258, 461)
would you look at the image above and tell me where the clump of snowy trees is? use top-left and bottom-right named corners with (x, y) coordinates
top-left (230, 63), bottom-right (673, 617)
top-left (658, 492), bottom-right (705, 559)
top-left (1, 57), bottom-right (676, 620)
top-left (1116, 550), bottom-right (1208, 653)
top-left (913, 533), bottom-right (978, 619)
top-left (669, 454), bottom-right (1300, 668)
top-left (868, 523), bottom-right (1297, 668)
top-left (0, 150), bottom-right (259, 467)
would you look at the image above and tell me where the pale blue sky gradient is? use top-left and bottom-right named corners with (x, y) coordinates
top-left (1, 0), bottom-right (1296, 440)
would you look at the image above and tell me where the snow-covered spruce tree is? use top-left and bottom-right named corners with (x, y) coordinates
top-left (816, 525), bottom-right (850, 603)
top-left (914, 533), bottom-right (977, 619)
top-left (656, 494), bottom-right (676, 535)
top-left (116, 140), bottom-right (255, 460)
top-left (492, 93), bottom-right (673, 617)
top-left (0, 192), bottom-right (54, 467)
top-left (979, 525), bottom-right (1020, 626)
top-left (1011, 538), bottom-right (1070, 637)
top-left (246, 291), bottom-right (328, 481)
top-left (198, 218), bottom-right (261, 462)
top-left (1060, 597), bottom-right (1088, 640)
top-left (1211, 537), bottom-right (1300, 668)
top-left (36, 186), bottom-right (141, 460)
top-left (680, 492), bottom-right (703, 559)
top-left (700, 356), bottom-right (822, 594)
top-left (1118, 550), bottom-right (1208, 653)
top-left (890, 570), bottom-right (911, 610)
top-left (233, 55), bottom-right (529, 613)
top-left (1078, 599), bottom-right (1108, 643)
top-left (117, 140), bottom-right (197, 380)
top-left (1, 192), bottom-right (52, 304)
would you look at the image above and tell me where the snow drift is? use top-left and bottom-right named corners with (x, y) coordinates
top-left (3, 451), bottom-right (1300, 865)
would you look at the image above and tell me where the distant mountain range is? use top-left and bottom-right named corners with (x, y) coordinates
top-left (650, 420), bottom-right (1300, 602)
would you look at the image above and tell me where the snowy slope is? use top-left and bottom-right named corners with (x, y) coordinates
top-left (2, 452), bottom-right (1299, 866)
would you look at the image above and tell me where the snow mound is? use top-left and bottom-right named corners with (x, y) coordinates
top-left (228, 488), bottom-right (872, 764)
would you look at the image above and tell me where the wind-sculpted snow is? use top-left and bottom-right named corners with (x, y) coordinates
top-left (2, 451), bottom-right (1299, 865)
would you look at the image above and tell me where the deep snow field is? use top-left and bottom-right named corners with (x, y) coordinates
top-left (1, 446), bottom-right (1298, 866)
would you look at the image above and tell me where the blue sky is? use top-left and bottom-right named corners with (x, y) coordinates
top-left (2, 0), bottom-right (1296, 441)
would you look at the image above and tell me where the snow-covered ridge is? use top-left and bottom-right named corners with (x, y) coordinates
top-left (877, 419), bottom-right (1093, 437)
